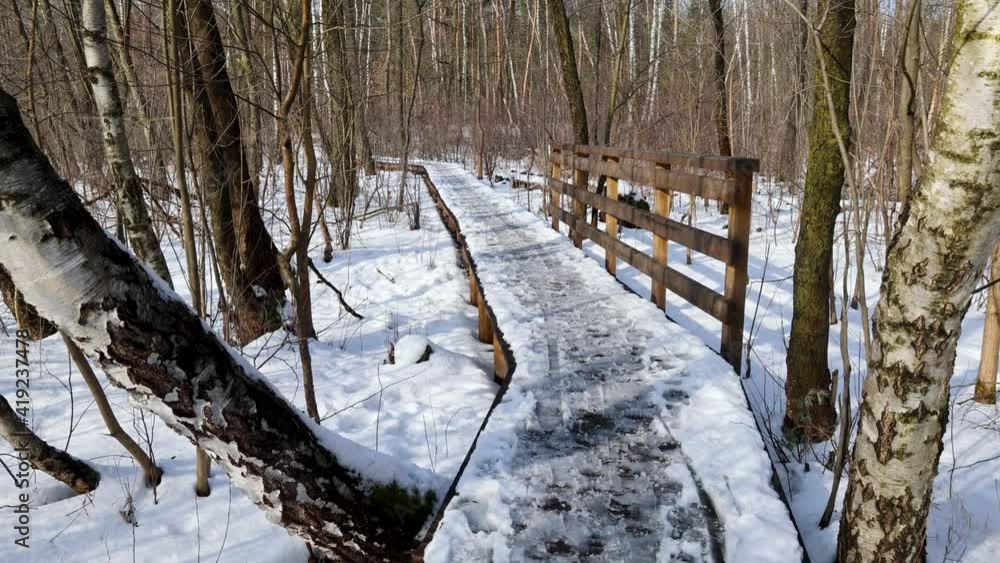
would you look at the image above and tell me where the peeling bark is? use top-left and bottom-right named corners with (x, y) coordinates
top-left (0, 89), bottom-right (434, 562)
top-left (838, 2), bottom-right (1000, 559)
top-left (0, 263), bottom-right (56, 340)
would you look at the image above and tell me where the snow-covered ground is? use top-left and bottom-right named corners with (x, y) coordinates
top-left (0, 171), bottom-right (498, 562)
top-left (492, 161), bottom-right (1000, 563)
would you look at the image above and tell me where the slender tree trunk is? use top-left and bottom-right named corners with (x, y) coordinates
top-left (81, 0), bottom-right (172, 286)
top-left (976, 241), bottom-right (1000, 404)
top-left (62, 333), bottom-right (163, 486)
top-left (0, 89), bottom-right (436, 562)
top-left (165, 0), bottom-right (210, 496)
top-left (276, 0), bottom-right (319, 421)
top-left (785, 0), bottom-right (856, 441)
top-left (839, 3), bottom-right (1000, 558)
top-left (0, 393), bottom-right (100, 494)
top-left (548, 0), bottom-right (589, 146)
top-left (779, 0), bottom-right (810, 181)
top-left (896, 0), bottom-right (921, 209)
top-left (709, 0), bottom-right (732, 157)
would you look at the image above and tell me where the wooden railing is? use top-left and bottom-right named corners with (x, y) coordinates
top-left (548, 144), bottom-right (758, 370)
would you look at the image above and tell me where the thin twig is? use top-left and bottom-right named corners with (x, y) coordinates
top-left (307, 258), bottom-right (364, 319)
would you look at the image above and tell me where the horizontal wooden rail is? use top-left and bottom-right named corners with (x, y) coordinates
top-left (566, 144), bottom-right (760, 174)
top-left (548, 145), bottom-right (755, 369)
top-left (547, 176), bottom-right (735, 263)
top-left (552, 152), bottom-right (742, 204)
top-left (549, 205), bottom-right (733, 323)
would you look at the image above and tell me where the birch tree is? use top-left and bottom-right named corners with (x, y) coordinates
top-left (81, 0), bottom-right (172, 285)
top-left (839, 2), bottom-right (1000, 558)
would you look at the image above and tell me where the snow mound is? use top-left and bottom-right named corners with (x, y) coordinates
top-left (394, 334), bottom-right (434, 364)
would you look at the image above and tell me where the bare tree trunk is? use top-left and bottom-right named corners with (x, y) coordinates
top-left (165, 0), bottom-right (210, 496)
top-left (779, 0), bottom-right (810, 181)
top-left (975, 241), bottom-right (1000, 404)
top-left (709, 0), bottom-right (732, 157)
top-left (0, 89), bottom-right (436, 562)
top-left (181, 0), bottom-right (286, 345)
top-left (81, 0), bottom-right (172, 285)
top-left (276, 0), bottom-right (319, 421)
top-left (896, 0), bottom-right (921, 208)
top-left (62, 333), bottom-right (163, 486)
top-left (839, 3), bottom-right (1000, 558)
top-left (0, 393), bottom-right (100, 494)
top-left (785, 0), bottom-right (856, 441)
top-left (548, 0), bottom-right (590, 146)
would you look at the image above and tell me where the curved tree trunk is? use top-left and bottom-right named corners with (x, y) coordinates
top-left (838, 2), bottom-right (1000, 559)
top-left (0, 393), bottom-right (100, 494)
top-left (785, 0), bottom-right (856, 441)
top-left (0, 89), bottom-right (436, 562)
top-left (81, 0), bottom-right (172, 286)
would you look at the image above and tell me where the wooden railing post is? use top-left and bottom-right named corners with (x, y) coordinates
top-left (651, 162), bottom-right (671, 310)
top-left (550, 149), bottom-right (561, 231)
top-left (572, 147), bottom-right (588, 248)
top-left (605, 157), bottom-right (620, 275)
top-left (721, 169), bottom-right (753, 370)
top-left (478, 298), bottom-right (494, 344)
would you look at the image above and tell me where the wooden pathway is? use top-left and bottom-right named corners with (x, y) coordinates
top-left (412, 162), bottom-right (802, 563)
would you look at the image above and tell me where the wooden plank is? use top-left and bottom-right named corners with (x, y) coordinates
top-left (605, 157), bottom-right (619, 275)
top-left (572, 151), bottom-right (588, 248)
top-left (721, 171), bottom-right (753, 370)
top-left (493, 333), bottom-right (509, 381)
top-left (469, 270), bottom-right (478, 306)
top-left (546, 177), bottom-right (735, 264)
top-left (550, 205), bottom-right (733, 323)
top-left (550, 152), bottom-right (561, 231)
top-left (552, 153), bottom-right (738, 204)
top-left (652, 163), bottom-right (671, 310)
top-left (478, 299), bottom-right (493, 344)
top-left (565, 144), bottom-right (760, 174)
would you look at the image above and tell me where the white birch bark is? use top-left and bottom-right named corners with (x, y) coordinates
top-left (838, 2), bottom-right (1000, 560)
top-left (81, 0), bottom-right (171, 285)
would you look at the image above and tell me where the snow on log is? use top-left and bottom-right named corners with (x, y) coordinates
top-left (0, 89), bottom-right (439, 561)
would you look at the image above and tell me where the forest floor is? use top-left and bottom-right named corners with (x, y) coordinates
top-left (0, 170), bottom-right (499, 562)
top-left (492, 159), bottom-right (1000, 563)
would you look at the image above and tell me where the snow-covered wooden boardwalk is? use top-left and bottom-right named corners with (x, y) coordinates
top-left (418, 162), bottom-right (802, 563)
